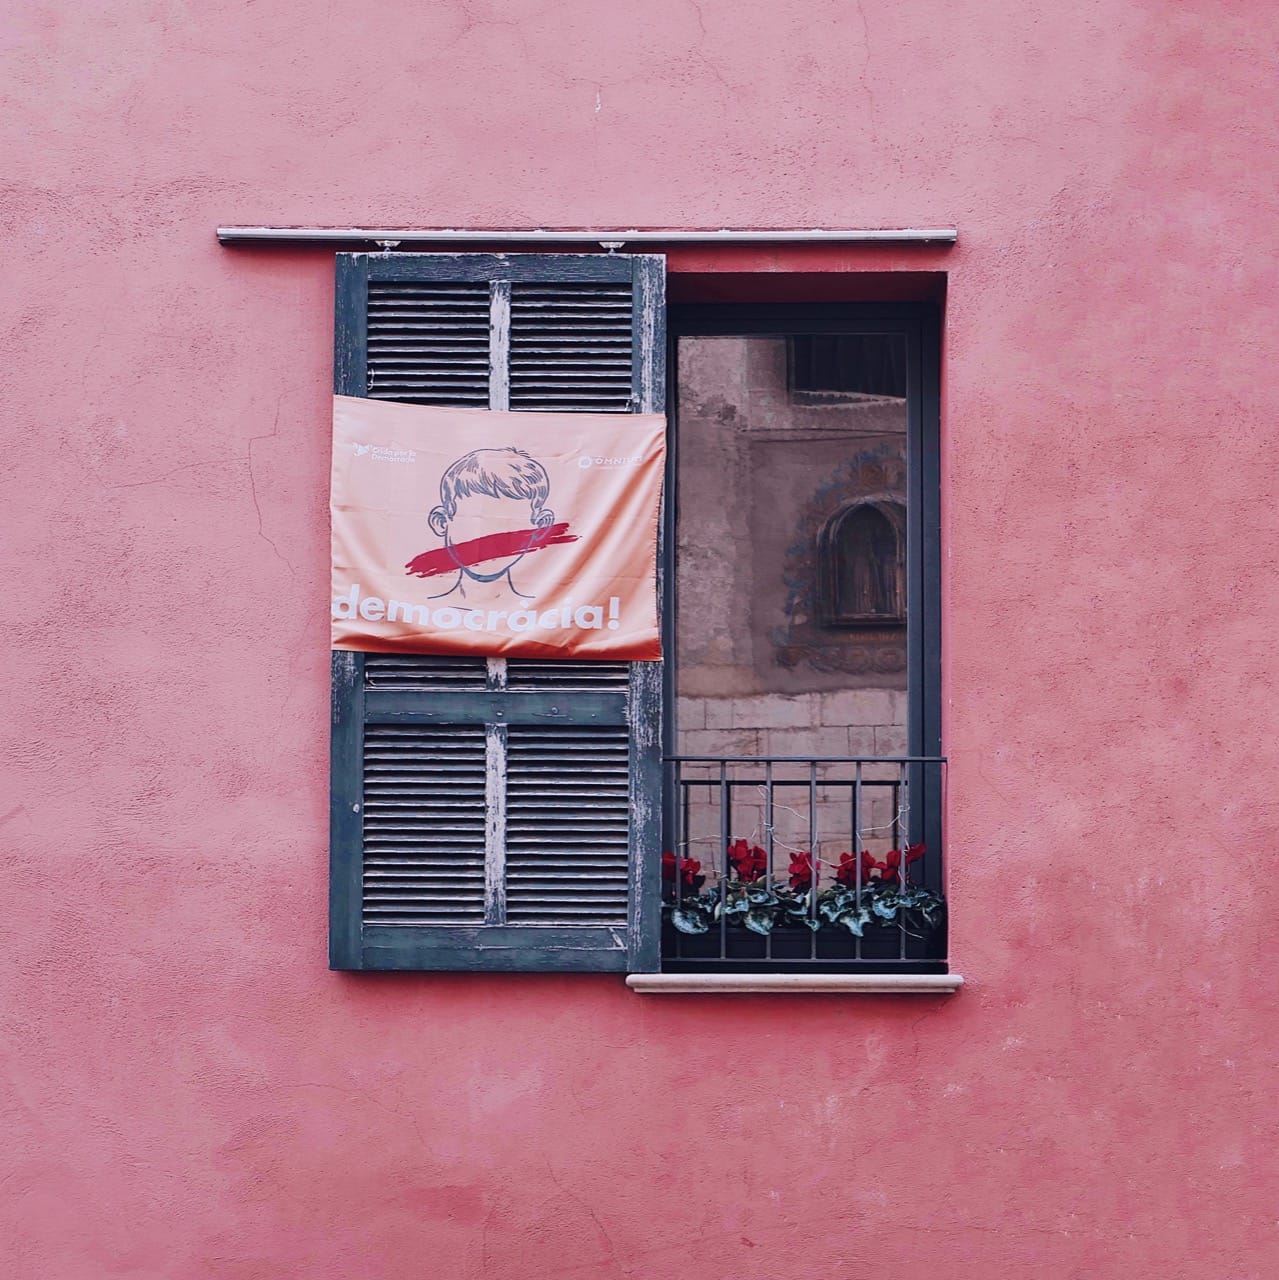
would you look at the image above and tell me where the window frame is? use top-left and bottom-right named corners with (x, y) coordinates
top-left (664, 303), bottom-right (943, 898)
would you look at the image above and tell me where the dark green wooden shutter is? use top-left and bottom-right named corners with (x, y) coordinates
top-left (330, 253), bottom-right (665, 972)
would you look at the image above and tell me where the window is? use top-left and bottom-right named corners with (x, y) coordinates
top-left (666, 309), bottom-right (942, 972)
top-left (329, 259), bottom-right (943, 974)
top-left (819, 500), bottom-right (907, 627)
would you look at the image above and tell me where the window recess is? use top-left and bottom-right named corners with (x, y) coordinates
top-left (329, 264), bottom-right (945, 977)
top-left (665, 312), bottom-right (943, 974)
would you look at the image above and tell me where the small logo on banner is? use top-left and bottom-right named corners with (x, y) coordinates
top-left (578, 454), bottom-right (643, 469)
top-left (354, 442), bottom-right (417, 464)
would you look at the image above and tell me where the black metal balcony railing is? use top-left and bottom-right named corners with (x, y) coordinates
top-left (663, 755), bottom-right (947, 972)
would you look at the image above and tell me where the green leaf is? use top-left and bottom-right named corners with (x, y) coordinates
top-left (743, 910), bottom-right (775, 935)
top-left (671, 907), bottom-right (710, 935)
top-left (872, 898), bottom-right (898, 921)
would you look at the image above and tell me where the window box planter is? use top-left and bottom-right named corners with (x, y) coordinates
top-left (662, 844), bottom-right (945, 968)
top-left (816, 920), bottom-right (945, 961)
top-left (661, 919), bottom-right (945, 965)
top-left (662, 921), bottom-right (816, 962)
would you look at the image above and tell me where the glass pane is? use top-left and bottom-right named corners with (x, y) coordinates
top-left (674, 333), bottom-right (909, 879)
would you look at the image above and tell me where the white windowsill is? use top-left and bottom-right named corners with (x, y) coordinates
top-left (626, 973), bottom-right (963, 995)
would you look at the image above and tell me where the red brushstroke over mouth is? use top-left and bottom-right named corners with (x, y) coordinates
top-left (404, 523), bottom-right (578, 578)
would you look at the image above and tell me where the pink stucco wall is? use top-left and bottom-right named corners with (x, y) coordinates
top-left (4, 2), bottom-right (1278, 1276)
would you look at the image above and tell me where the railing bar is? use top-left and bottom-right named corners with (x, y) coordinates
top-left (675, 775), bottom-right (687, 960)
top-left (765, 759), bottom-right (774, 964)
top-left (672, 777), bottom-right (903, 788)
top-left (719, 760), bottom-right (729, 962)
top-left (808, 760), bottom-right (818, 960)
top-left (898, 760), bottom-right (907, 961)
top-left (661, 958), bottom-right (944, 966)
top-left (680, 778), bottom-right (690, 872)
top-left (666, 755), bottom-right (947, 764)
top-left (855, 761), bottom-right (864, 962)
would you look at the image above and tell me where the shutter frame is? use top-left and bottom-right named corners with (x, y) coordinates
top-left (330, 252), bottom-right (665, 972)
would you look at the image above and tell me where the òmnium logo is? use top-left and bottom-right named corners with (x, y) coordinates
top-left (578, 453), bottom-right (642, 469)
top-left (354, 442), bottom-right (417, 464)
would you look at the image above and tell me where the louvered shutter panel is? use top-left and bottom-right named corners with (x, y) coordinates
top-left (330, 253), bottom-right (665, 972)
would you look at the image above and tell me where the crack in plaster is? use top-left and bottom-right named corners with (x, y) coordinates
top-left (247, 394), bottom-right (296, 577)
top-left (107, 459), bottom-right (227, 490)
top-left (543, 1159), bottom-right (632, 1279)
top-left (855, 0), bottom-right (880, 141)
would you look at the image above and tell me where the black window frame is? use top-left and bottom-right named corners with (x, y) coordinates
top-left (665, 304), bottom-right (943, 900)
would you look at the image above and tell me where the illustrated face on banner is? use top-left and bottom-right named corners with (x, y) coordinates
top-left (331, 398), bottom-right (665, 659)
top-left (414, 447), bottom-right (569, 604)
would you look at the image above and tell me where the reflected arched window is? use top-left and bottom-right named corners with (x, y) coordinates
top-left (818, 501), bottom-right (906, 626)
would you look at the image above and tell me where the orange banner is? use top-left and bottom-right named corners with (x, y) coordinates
top-left (331, 397), bottom-right (665, 658)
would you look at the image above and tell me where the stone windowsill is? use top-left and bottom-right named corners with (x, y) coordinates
top-left (626, 972), bottom-right (963, 995)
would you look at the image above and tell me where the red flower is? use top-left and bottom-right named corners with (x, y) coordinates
top-left (835, 851), bottom-right (874, 887)
top-left (874, 842), bottom-right (926, 886)
top-left (662, 851), bottom-right (704, 894)
top-left (727, 838), bottom-right (768, 881)
top-left (788, 851), bottom-right (817, 892)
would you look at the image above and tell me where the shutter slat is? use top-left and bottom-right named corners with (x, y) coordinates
top-left (366, 280), bottom-right (490, 408)
top-left (366, 353), bottom-right (488, 365)
top-left (503, 723), bottom-right (631, 925)
top-left (508, 281), bottom-right (634, 412)
top-left (505, 660), bottom-right (631, 691)
top-left (365, 655), bottom-right (488, 689)
top-left (363, 366), bottom-right (489, 378)
top-left (365, 371), bottom-right (489, 381)
top-left (361, 724), bottom-right (486, 925)
top-left (369, 393), bottom-right (491, 405)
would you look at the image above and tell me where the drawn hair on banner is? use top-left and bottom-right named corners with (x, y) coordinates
top-left (405, 447), bottom-right (579, 605)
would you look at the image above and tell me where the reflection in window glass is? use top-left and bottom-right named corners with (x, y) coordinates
top-left (675, 333), bottom-right (910, 865)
